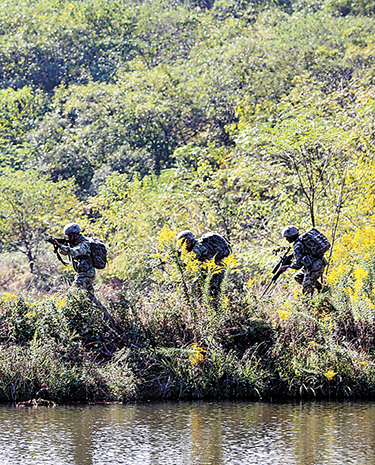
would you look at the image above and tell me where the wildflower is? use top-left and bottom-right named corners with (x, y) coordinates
top-left (24, 312), bottom-right (36, 318)
top-left (1, 292), bottom-right (18, 303)
top-left (184, 251), bottom-right (200, 274)
top-left (56, 299), bottom-right (66, 309)
top-left (246, 278), bottom-right (254, 288)
top-left (324, 369), bottom-right (338, 381)
top-left (222, 253), bottom-right (238, 269)
top-left (364, 297), bottom-right (374, 310)
top-left (158, 226), bottom-right (177, 249)
top-left (353, 267), bottom-right (368, 293)
top-left (189, 343), bottom-right (206, 365)
top-left (202, 256), bottom-right (223, 275)
top-left (292, 288), bottom-right (301, 300)
top-left (309, 341), bottom-right (317, 348)
top-left (277, 309), bottom-right (291, 321)
top-left (222, 296), bottom-right (230, 309)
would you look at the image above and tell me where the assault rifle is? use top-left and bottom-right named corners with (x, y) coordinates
top-left (46, 237), bottom-right (71, 266)
top-left (260, 246), bottom-right (293, 298)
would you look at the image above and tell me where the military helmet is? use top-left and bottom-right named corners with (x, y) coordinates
top-left (64, 223), bottom-right (81, 235)
top-left (282, 225), bottom-right (299, 238)
top-left (177, 230), bottom-right (195, 242)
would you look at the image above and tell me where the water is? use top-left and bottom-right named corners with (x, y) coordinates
top-left (1, 401), bottom-right (375, 464)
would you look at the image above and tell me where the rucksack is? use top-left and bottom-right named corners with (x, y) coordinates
top-left (299, 227), bottom-right (330, 258)
top-left (89, 237), bottom-right (107, 269)
top-left (199, 232), bottom-right (232, 262)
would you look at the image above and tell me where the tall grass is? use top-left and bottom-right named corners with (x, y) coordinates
top-left (2, 228), bottom-right (375, 403)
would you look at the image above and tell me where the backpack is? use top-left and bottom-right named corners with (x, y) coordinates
top-left (299, 227), bottom-right (330, 258)
top-left (89, 237), bottom-right (107, 269)
top-left (199, 232), bottom-right (232, 262)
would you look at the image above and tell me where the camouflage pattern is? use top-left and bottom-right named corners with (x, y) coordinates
top-left (289, 237), bottom-right (327, 295)
top-left (191, 241), bottom-right (211, 262)
top-left (282, 225), bottom-right (299, 238)
top-left (178, 230), bottom-right (230, 296)
top-left (60, 235), bottom-right (106, 311)
top-left (177, 230), bottom-right (195, 243)
top-left (71, 273), bottom-right (106, 311)
top-left (294, 268), bottom-right (324, 295)
top-left (60, 235), bottom-right (94, 275)
top-left (63, 222), bottom-right (82, 234)
top-left (191, 239), bottom-right (225, 296)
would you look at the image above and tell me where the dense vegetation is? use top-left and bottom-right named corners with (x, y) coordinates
top-left (1, 0), bottom-right (375, 403)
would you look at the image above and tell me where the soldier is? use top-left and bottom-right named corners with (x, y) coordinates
top-left (51, 223), bottom-right (109, 317)
top-left (279, 225), bottom-right (329, 296)
top-left (177, 230), bottom-right (231, 297)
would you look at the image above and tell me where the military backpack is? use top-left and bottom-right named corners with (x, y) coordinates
top-left (299, 227), bottom-right (330, 258)
top-left (198, 232), bottom-right (232, 262)
top-left (89, 237), bottom-right (107, 269)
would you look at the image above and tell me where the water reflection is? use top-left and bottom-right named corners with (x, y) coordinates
top-left (1, 401), bottom-right (375, 464)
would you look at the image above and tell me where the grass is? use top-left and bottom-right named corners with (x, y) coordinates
top-left (2, 238), bottom-right (375, 404)
top-left (1, 271), bottom-right (375, 404)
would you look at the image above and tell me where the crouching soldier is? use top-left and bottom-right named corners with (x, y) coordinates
top-left (279, 225), bottom-right (330, 296)
top-left (177, 230), bottom-right (232, 297)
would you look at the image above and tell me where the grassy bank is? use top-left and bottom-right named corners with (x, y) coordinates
top-left (1, 268), bottom-right (375, 404)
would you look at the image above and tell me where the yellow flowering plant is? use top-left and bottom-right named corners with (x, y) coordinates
top-left (324, 369), bottom-right (338, 381)
top-left (327, 224), bottom-right (375, 322)
top-left (189, 343), bottom-right (206, 365)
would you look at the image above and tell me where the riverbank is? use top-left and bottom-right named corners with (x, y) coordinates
top-left (1, 280), bottom-right (375, 404)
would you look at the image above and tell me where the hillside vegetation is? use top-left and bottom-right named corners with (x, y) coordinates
top-left (1, 0), bottom-right (375, 403)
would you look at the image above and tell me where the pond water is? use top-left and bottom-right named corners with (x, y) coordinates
top-left (1, 400), bottom-right (374, 464)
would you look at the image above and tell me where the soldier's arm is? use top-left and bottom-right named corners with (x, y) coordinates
top-left (289, 242), bottom-right (305, 270)
top-left (60, 241), bottom-right (91, 257)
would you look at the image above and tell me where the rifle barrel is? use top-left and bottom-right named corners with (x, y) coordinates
top-left (260, 246), bottom-right (292, 298)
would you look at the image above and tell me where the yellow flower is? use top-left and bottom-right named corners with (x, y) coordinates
top-left (324, 369), bottom-right (338, 381)
top-left (56, 299), bottom-right (66, 309)
top-left (309, 341), bottom-right (317, 348)
top-left (277, 309), bottom-right (291, 321)
top-left (222, 253), bottom-right (238, 269)
top-left (185, 253), bottom-right (200, 274)
top-left (158, 226), bottom-right (177, 249)
top-left (24, 312), bottom-right (36, 318)
top-left (353, 267), bottom-right (368, 293)
top-left (202, 256), bottom-right (223, 274)
top-left (246, 278), bottom-right (254, 289)
top-left (293, 288), bottom-right (302, 300)
top-left (1, 292), bottom-right (18, 303)
top-left (189, 343), bottom-right (206, 365)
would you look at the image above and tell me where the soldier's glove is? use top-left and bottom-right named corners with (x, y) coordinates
top-left (279, 265), bottom-right (290, 273)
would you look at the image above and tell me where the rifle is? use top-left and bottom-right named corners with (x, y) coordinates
top-left (260, 246), bottom-right (293, 298)
top-left (46, 237), bottom-right (71, 266)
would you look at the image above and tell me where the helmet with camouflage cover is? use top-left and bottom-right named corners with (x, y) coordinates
top-left (282, 225), bottom-right (299, 238)
top-left (177, 230), bottom-right (195, 243)
top-left (64, 223), bottom-right (81, 235)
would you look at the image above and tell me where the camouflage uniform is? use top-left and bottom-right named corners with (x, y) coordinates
top-left (60, 235), bottom-right (105, 311)
top-left (289, 238), bottom-right (327, 295)
top-left (190, 238), bottom-right (225, 296)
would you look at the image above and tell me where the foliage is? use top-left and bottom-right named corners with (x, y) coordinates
top-left (0, 169), bottom-right (78, 271)
top-left (1, 0), bottom-right (375, 403)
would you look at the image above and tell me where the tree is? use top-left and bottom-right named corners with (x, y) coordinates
top-left (0, 169), bottom-right (79, 273)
